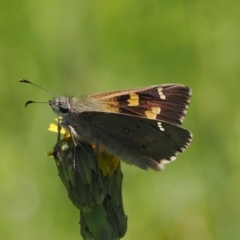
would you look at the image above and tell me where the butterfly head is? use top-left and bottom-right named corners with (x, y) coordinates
top-left (49, 96), bottom-right (70, 117)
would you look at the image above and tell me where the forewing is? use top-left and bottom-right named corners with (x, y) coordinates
top-left (82, 112), bottom-right (192, 171)
top-left (89, 84), bottom-right (191, 126)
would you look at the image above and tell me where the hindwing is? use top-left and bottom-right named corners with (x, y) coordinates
top-left (78, 112), bottom-right (192, 171)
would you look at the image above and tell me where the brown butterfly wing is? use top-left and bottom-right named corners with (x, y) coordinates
top-left (89, 84), bottom-right (191, 126)
top-left (79, 111), bottom-right (192, 171)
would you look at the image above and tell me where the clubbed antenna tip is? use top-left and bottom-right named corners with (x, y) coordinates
top-left (19, 79), bottom-right (59, 97)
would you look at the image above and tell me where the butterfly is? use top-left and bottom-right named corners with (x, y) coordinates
top-left (20, 80), bottom-right (192, 171)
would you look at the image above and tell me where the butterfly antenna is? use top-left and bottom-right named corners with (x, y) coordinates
top-left (24, 100), bottom-right (49, 108)
top-left (19, 79), bottom-right (60, 97)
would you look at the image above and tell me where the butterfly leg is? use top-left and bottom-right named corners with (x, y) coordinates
top-left (57, 121), bottom-right (79, 171)
top-left (57, 118), bottom-right (62, 144)
top-left (51, 118), bottom-right (62, 162)
top-left (68, 126), bottom-right (78, 146)
top-left (68, 125), bottom-right (78, 171)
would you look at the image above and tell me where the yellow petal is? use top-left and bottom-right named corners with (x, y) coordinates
top-left (48, 123), bottom-right (66, 134)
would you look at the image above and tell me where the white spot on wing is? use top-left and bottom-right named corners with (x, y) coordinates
top-left (157, 122), bottom-right (165, 131)
top-left (160, 159), bottom-right (169, 165)
top-left (157, 87), bottom-right (166, 100)
top-left (157, 159), bottom-right (170, 170)
top-left (169, 156), bottom-right (176, 161)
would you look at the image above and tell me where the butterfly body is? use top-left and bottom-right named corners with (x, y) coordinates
top-left (48, 84), bottom-right (192, 170)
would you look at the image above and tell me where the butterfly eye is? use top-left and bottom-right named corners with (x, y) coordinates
top-left (59, 103), bottom-right (69, 114)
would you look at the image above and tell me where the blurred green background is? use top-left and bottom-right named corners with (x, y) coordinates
top-left (1, 0), bottom-right (240, 239)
